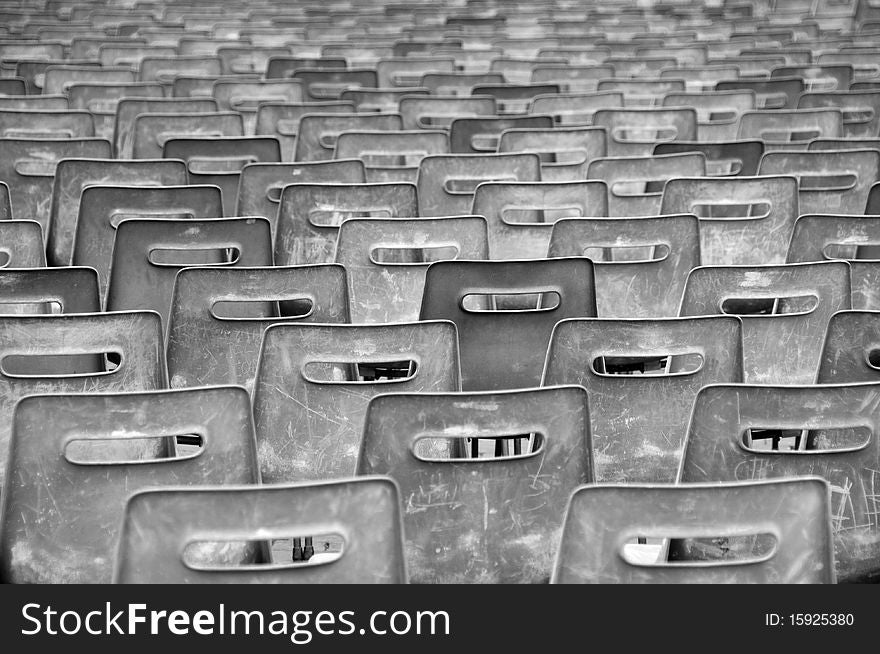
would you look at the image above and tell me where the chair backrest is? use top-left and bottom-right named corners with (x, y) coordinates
top-left (212, 79), bottom-right (303, 133)
top-left (681, 261), bottom-right (851, 384)
top-left (0, 266), bottom-right (98, 315)
top-left (376, 56), bottom-right (456, 87)
top-left (552, 479), bottom-right (834, 584)
top-left (417, 153), bottom-right (542, 217)
top-left (496, 126), bottom-right (607, 182)
top-left (131, 111), bottom-right (244, 159)
top-left (469, 83), bottom-right (560, 115)
top-left (113, 98), bottom-right (218, 158)
top-left (716, 76), bottom-right (805, 109)
top-left (275, 182), bottom-right (418, 266)
top-left (548, 215), bottom-right (701, 318)
top-left (163, 136), bottom-right (282, 217)
top-left (738, 108), bottom-right (844, 149)
top-left (254, 101), bottom-right (354, 161)
top-left (295, 112), bottom-right (403, 161)
top-left (542, 316), bottom-right (743, 483)
top-left (471, 180), bottom-right (608, 260)
top-left (137, 55), bottom-right (222, 85)
top-left (798, 90), bottom-right (880, 137)
top-left (653, 140), bottom-right (765, 177)
top-left (167, 264), bottom-right (349, 392)
top-left (333, 130), bottom-right (448, 182)
top-left (759, 148), bottom-right (880, 215)
top-left (660, 90), bottom-right (755, 141)
top-left (293, 68), bottom-right (378, 102)
top-left (358, 386), bottom-right (593, 584)
top-left (114, 477), bottom-right (406, 583)
top-left (774, 63), bottom-right (853, 91)
top-left (682, 382), bottom-right (880, 583)
top-left (659, 65), bottom-right (741, 92)
top-left (73, 184), bottom-right (224, 302)
top-left (787, 214), bottom-right (880, 309)
top-left (67, 81), bottom-right (164, 141)
top-left (419, 72), bottom-right (504, 95)
top-left (107, 217), bottom-right (273, 327)
top-left (0, 220), bottom-right (45, 267)
top-left (592, 107), bottom-right (698, 157)
top-left (420, 258), bottom-right (597, 390)
top-left (340, 87), bottom-right (430, 114)
top-left (252, 321), bottom-right (460, 482)
top-left (596, 78), bottom-right (686, 105)
top-left (265, 55), bottom-right (347, 79)
top-left (0, 109), bottom-right (94, 139)
top-left (49, 158), bottom-right (187, 267)
top-left (531, 66), bottom-right (616, 94)
top-left (337, 216), bottom-right (489, 323)
top-left (0, 386), bottom-right (259, 583)
top-left (588, 152), bottom-right (706, 216)
top-left (0, 181), bottom-right (10, 220)
top-left (0, 310), bottom-right (167, 489)
top-left (660, 175), bottom-right (799, 265)
top-left (817, 310), bottom-right (880, 382)
top-left (0, 138), bottom-right (111, 238)
top-left (0, 95), bottom-right (68, 111)
top-left (398, 95), bottom-right (497, 131)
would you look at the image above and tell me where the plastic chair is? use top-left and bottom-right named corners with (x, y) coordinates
top-left (0, 220), bottom-right (46, 267)
top-left (137, 55), bottom-right (221, 86)
top-left (588, 152), bottom-right (706, 216)
top-left (596, 78), bottom-right (686, 106)
top-left (255, 101), bottom-right (354, 161)
top-left (337, 216), bottom-right (489, 323)
top-left (0, 310), bottom-right (167, 490)
top-left (680, 261), bottom-right (852, 384)
top-left (212, 79), bottom-right (303, 133)
top-left (275, 182), bottom-right (418, 265)
top-left (660, 175), bottom-right (799, 265)
top-left (420, 257), bottom-right (597, 390)
top-left (448, 115), bottom-right (553, 154)
top-left (398, 95), bottom-right (497, 131)
top-left (130, 111), bottom-right (244, 159)
top-left (419, 72), bottom-right (504, 95)
top-left (0, 181), bottom-right (10, 221)
top-left (683, 382), bottom-right (880, 582)
top-left (496, 126), bottom-right (606, 181)
top-left (48, 158), bottom-right (187, 267)
top-left (471, 180), bottom-right (608, 260)
top-left (716, 76), bottom-right (805, 109)
top-left (758, 148), bottom-right (880, 214)
top-left (531, 65), bottom-right (615, 94)
top-left (653, 140), bottom-right (765, 176)
top-left (72, 184), bottom-right (224, 302)
top-left (295, 112), bottom-right (403, 161)
top-left (591, 107), bottom-right (698, 156)
top-left (358, 386), bottom-right (593, 584)
top-left (0, 387), bottom-right (258, 584)
top-left (469, 83), bottom-right (560, 115)
top-left (67, 81), bottom-right (163, 141)
top-left (817, 310), bottom-right (880, 382)
top-left (266, 56), bottom-right (347, 79)
top-left (252, 321), bottom-right (460, 482)
top-left (114, 478), bottom-right (406, 584)
top-left (542, 315), bottom-right (742, 483)
top-left (340, 87), bottom-right (430, 114)
top-left (293, 68), bottom-right (378, 102)
top-left (0, 109), bottom-right (94, 139)
top-left (660, 90), bottom-right (755, 141)
top-left (113, 97), bottom-right (218, 158)
top-left (548, 214), bottom-right (701, 318)
top-left (797, 90), bottom-right (880, 137)
top-left (376, 56), bottom-right (456, 87)
top-left (333, 130), bottom-right (448, 182)
top-left (417, 153), bottom-right (542, 216)
top-left (167, 264), bottom-right (349, 392)
top-left (0, 266), bottom-right (98, 315)
top-left (552, 479), bottom-right (834, 584)
top-left (0, 137), bottom-right (111, 239)
top-left (737, 108), bottom-right (844, 150)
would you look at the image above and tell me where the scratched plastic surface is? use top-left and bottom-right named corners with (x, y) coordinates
top-left (0, 220), bottom-right (46, 267)
top-left (681, 383), bottom-right (880, 583)
top-left (0, 386), bottom-right (259, 584)
top-left (106, 217), bottom-right (273, 327)
top-left (552, 480), bottom-right (834, 584)
top-left (680, 261), bottom-right (851, 384)
top-left (817, 310), bottom-right (880, 382)
top-left (275, 182), bottom-right (418, 265)
top-left (398, 96), bottom-right (496, 131)
top-left (0, 266), bottom-right (98, 316)
top-left (497, 127), bottom-right (607, 182)
top-left (0, 311), bottom-right (167, 490)
top-left (416, 153), bottom-right (541, 216)
top-left (167, 265), bottom-right (349, 392)
top-left (472, 180), bottom-right (608, 260)
top-left (448, 115), bottom-right (553, 154)
top-left (295, 112), bottom-right (402, 161)
top-left (130, 111), bottom-right (243, 159)
top-left (549, 214), bottom-right (700, 318)
top-left (113, 98), bottom-right (218, 158)
top-left (333, 130), bottom-right (448, 183)
top-left (660, 91), bottom-right (755, 141)
top-left (337, 216), bottom-right (488, 323)
top-left (654, 140), bottom-right (765, 177)
top-left (787, 214), bottom-right (880, 310)
top-left (48, 158), bottom-right (187, 266)
top-left (114, 478), bottom-right (405, 584)
top-left (255, 102), bottom-right (355, 161)
top-left (758, 149), bottom-right (880, 215)
top-left (0, 182), bottom-right (11, 220)
top-left (359, 386), bottom-right (592, 583)
top-left (543, 316), bottom-right (743, 483)
top-left (588, 152), bottom-right (706, 216)
top-left (292, 69), bottom-right (378, 103)
top-left (0, 137), bottom-right (110, 236)
top-left (211, 80), bottom-right (302, 133)
top-left (253, 321), bottom-right (460, 483)
top-left (421, 257), bottom-right (597, 390)
top-left (72, 184), bottom-right (223, 301)
top-left (798, 90), bottom-right (880, 137)
top-left (163, 136), bottom-right (282, 216)
top-left (738, 108), bottom-right (843, 150)
top-left (661, 175), bottom-right (798, 265)
top-left (592, 107), bottom-right (698, 157)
